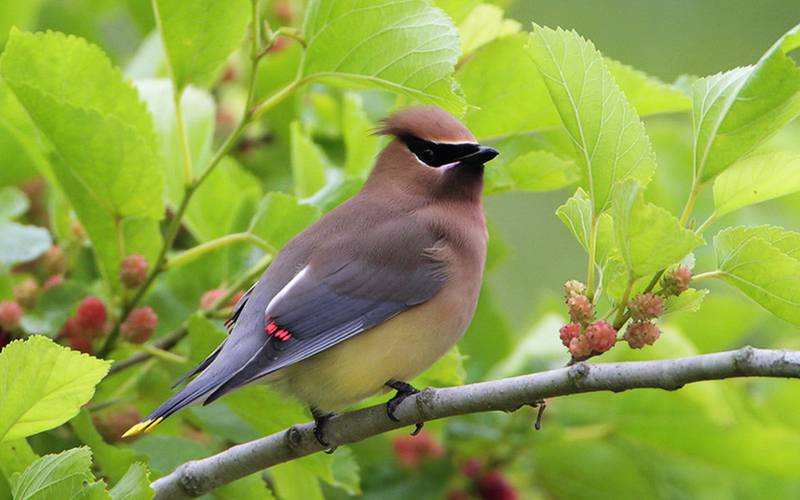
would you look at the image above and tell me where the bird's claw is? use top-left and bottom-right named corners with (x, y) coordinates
top-left (385, 380), bottom-right (424, 433)
top-left (311, 408), bottom-right (337, 454)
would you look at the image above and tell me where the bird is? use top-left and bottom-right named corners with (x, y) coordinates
top-left (123, 106), bottom-right (499, 446)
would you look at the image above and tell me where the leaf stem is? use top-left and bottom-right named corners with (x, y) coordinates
top-left (612, 278), bottom-right (635, 329)
top-left (173, 90), bottom-right (194, 186)
top-left (679, 182), bottom-right (701, 227)
top-left (586, 215), bottom-right (599, 300)
top-left (692, 270), bottom-right (724, 282)
top-left (164, 232), bottom-right (274, 270)
top-left (695, 211), bottom-right (717, 234)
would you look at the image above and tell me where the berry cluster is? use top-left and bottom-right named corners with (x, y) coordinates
top-left (558, 266), bottom-right (693, 359)
top-left (447, 458), bottom-right (519, 500)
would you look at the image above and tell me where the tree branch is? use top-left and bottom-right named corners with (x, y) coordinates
top-left (150, 346), bottom-right (800, 499)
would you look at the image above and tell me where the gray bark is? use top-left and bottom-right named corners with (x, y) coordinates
top-left (151, 346), bottom-right (800, 499)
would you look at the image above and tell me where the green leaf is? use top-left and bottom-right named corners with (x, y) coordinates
top-left (212, 473), bottom-right (273, 500)
top-left (457, 3), bottom-right (520, 56)
top-left (0, 336), bottom-right (110, 442)
top-left (714, 225), bottom-right (800, 325)
top-left (301, 0), bottom-right (463, 112)
top-left (0, 222), bottom-right (50, 268)
top-left (555, 188), bottom-right (616, 266)
top-left (248, 192), bottom-right (321, 250)
top-left (185, 157), bottom-right (262, 241)
top-left (0, 439), bottom-right (37, 495)
top-left (0, 187), bottom-right (28, 220)
top-left (152, 0), bottom-right (250, 89)
top-left (413, 346), bottom-right (465, 388)
top-left (290, 122), bottom-right (328, 198)
top-left (663, 288), bottom-right (708, 317)
top-left (71, 410), bottom-right (149, 485)
top-left (713, 152), bottom-right (800, 216)
top-left (109, 463), bottom-right (153, 500)
top-left (135, 79), bottom-right (215, 208)
top-left (329, 447), bottom-right (361, 496)
top-left (612, 180), bottom-right (704, 278)
top-left (11, 447), bottom-right (105, 500)
top-left (528, 25), bottom-right (657, 213)
top-left (0, 30), bottom-right (164, 292)
top-left (692, 25), bottom-right (800, 181)
top-left (342, 94), bottom-right (381, 178)
top-left (485, 149), bottom-right (579, 194)
top-left (130, 435), bottom-right (210, 477)
top-left (271, 461), bottom-right (323, 500)
top-left (458, 34), bottom-right (687, 141)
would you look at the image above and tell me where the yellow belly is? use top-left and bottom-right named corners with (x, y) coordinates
top-left (270, 283), bottom-right (476, 412)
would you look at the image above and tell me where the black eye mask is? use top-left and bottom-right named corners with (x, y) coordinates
top-left (402, 135), bottom-right (480, 167)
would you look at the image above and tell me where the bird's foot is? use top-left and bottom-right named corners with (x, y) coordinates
top-left (311, 408), bottom-right (337, 454)
top-left (385, 380), bottom-right (424, 435)
top-left (531, 399), bottom-right (547, 431)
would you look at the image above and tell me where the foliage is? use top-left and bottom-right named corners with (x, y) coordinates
top-left (0, 1), bottom-right (799, 499)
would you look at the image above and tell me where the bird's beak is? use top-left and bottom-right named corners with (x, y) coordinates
top-left (457, 145), bottom-right (499, 165)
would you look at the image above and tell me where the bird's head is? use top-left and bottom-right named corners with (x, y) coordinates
top-left (365, 106), bottom-right (499, 201)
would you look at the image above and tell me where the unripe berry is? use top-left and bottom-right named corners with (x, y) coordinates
top-left (75, 296), bottom-right (108, 338)
top-left (42, 245), bottom-right (67, 276)
top-left (200, 289), bottom-right (226, 310)
top-left (13, 278), bottom-right (39, 309)
top-left (624, 321), bottom-right (661, 349)
top-left (628, 293), bottom-right (664, 321)
top-left (461, 458), bottom-right (482, 478)
top-left (567, 295), bottom-right (594, 323)
top-left (559, 323), bottom-right (582, 347)
top-left (564, 280), bottom-right (587, 299)
top-left (568, 335), bottom-right (593, 360)
top-left (585, 321), bottom-right (617, 353)
top-left (274, 0), bottom-right (294, 21)
top-left (477, 470), bottom-right (519, 500)
top-left (270, 36), bottom-right (289, 53)
top-left (662, 266), bottom-right (692, 296)
top-left (121, 307), bottom-right (158, 344)
top-left (119, 254), bottom-right (149, 289)
top-left (0, 301), bottom-right (23, 331)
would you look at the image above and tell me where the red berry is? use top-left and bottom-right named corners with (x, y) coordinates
top-left (227, 290), bottom-right (245, 307)
top-left (477, 470), bottom-right (518, 500)
top-left (269, 36), bottom-right (289, 53)
top-left (392, 430), bottom-right (444, 468)
top-left (446, 491), bottom-right (470, 500)
top-left (43, 274), bottom-right (64, 290)
top-left (559, 323), bottom-right (581, 347)
top-left (60, 316), bottom-right (81, 339)
top-left (67, 333), bottom-right (93, 354)
top-left (624, 322), bottom-right (661, 349)
top-left (662, 266), bottom-right (692, 296)
top-left (120, 307), bottom-right (158, 344)
top-left (75, 296), bottom-right (108, 338)
top-left (273, 0), bottom-right (293, 21)
top-left (568, 335), bottom-right (593, 360)
top-left (200, 289), bottom-right (226, 310)
top-left (42, 245), bottom-right (67, 276)
top-left (628, 293), bottom-right (664, 321)
top-left (120, 254), bottom-right (149, 289)
top-left (567, 295), bottom-right (594, 323)
top-left (0, 301), bottom-right (22, 331)
top-left (94, 405), bottom-right (142, 442)
top-left (585, 321), bottom-right (617, 353)
top-left (563, 280), bottom-right (587, 299)
top-left (462, 458), bottom-right (482, 478)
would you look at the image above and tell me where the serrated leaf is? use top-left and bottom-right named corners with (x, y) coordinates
top-left (556, 188), bottom-right (616, 266)
top-left (0, 30), bottom-right (164, 292)
top-left (714, 225), bottom-right (800, 325)
top-left (11, 447), bottom-right (103, 500)
top-left (713, 152), bottom-right (800, 216)
top-left (71, 410), bottom-right (149, 485)
top-left (301, 0), bottom-right (463, 112)
top-left (109, 463), bottom-right (153, 500)
top-left (459, 33), bottom-right (687, 141)
top-left (342, 93), bottom-right (381, 178)
top-left (528, 25), bottom-right (657, 213)
top-left (212, 473), bottom-right (273, 500)
top-left (613, 180), bottom-right (704, 278)
top-left (457, 3), bottom-right (520, 56)
top-left (248, 192), bottom-right (321, 250)
top-left (692, 25), bottom-right (800, 181)
top-left (485, 149), bottom-right (578, 194)
top-left (0, 439), bottom-right (37, 486)
top-left (664, 288), bottom-right (708, 316)
top-left (271, 461), bottom-right (323, 500)
top-left (0, 221), bottom-right (50, 267)
top-left (290, 121), bottom-right (328, 198)
top-left (135, 79), bottom-right (215, 209)
top-left (0, 187), bottom-right (28, 220)
top-left (0, 336), bottom-right (109, 442)
top-left (152, 0), bottom-right (250, 89)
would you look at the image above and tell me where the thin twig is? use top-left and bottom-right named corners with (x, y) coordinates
top-left (150, 347), bottom-right (800, 499)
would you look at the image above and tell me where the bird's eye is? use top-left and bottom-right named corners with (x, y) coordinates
top-left (422, 149), bottom-right (434, 159)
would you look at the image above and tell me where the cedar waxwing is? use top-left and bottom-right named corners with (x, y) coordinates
top-left (123, 106), bottom-right (499, 445)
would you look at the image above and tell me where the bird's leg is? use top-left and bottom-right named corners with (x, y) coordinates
top-left (310, 407), bottom-right (337, 454)
top-left (385, 380), bottom-right (424, 435)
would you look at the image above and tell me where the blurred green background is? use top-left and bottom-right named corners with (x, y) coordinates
top-left (3, 1), bottom-right (800, 499)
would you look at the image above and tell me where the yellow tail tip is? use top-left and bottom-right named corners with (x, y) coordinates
top-left (121, 417), bottom-right (164, 438)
